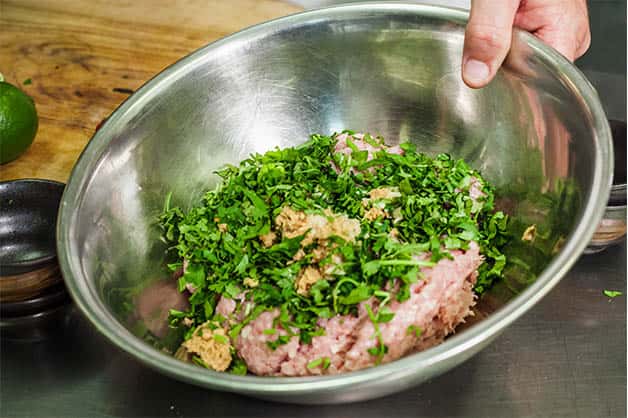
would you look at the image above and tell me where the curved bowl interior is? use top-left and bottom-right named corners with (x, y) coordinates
top-left (57, 3), bottom-right (612, 404)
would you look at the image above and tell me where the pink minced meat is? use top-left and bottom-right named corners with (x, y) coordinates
top-left (235, 310), bottom-right (302, 374)
top-left (468, 177), bottom-right (485, 201)
top-left (334, 132), bottom-right (405, 158)
top-left (136, 279), bottom-right (189, 339)
top-left (333, 133), bottom-right (404, 173)
top-left (216, 296), bottom-right (237, 318)
top-left (232, 242), bottom-right (482, 376)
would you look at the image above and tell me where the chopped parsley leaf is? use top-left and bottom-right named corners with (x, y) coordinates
top-left (604, 290), bottom-right (623, 298)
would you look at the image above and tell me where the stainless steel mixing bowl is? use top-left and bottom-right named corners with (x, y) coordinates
top-left (57, 2), bottom-right (613, 404)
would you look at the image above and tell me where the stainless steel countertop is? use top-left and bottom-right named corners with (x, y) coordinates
top-left (2, 241), bottom-right (625, 418)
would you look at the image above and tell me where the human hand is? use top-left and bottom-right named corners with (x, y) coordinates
top-left (461, 0), bottom-right (591, 88)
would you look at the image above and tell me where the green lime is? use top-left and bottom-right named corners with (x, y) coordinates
top-left (0, 79), bottom-right (39, 164)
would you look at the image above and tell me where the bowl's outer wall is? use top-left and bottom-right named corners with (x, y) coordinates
top-left (58, 4), bottom-right (612, 404)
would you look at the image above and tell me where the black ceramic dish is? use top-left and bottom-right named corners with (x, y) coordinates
top-left (0, 179), bottom-right (65, 276)
top-left (586, 120), bottom-right (627, 253)
top-left (609, 120), bottom-right (626, 205)
top-left (0, 303), bottom-right (74, 342)
top-left (0, 282), bottom-right (71, 318)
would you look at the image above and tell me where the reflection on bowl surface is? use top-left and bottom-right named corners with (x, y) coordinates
top-left (57, 3), bottom-right (612, 404)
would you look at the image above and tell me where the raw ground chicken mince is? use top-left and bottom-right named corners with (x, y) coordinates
top-left (160, 131), bottom-right (509, 376)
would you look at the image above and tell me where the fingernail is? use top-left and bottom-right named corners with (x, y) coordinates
top-left (463, 59), bottom-right (490, 85)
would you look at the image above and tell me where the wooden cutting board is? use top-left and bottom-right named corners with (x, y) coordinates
top-left (0, 0), bottom-right (302, 182)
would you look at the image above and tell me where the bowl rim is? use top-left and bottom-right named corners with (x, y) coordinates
top-left (0, 178), bottom-right (65, 276)
top-left (56, 1), bottom-right (614, 396)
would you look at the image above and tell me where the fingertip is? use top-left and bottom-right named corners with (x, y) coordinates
top-left (461, 0), bottom-right (519, 88)
top-left (462, 58), bottom-right (492, 88)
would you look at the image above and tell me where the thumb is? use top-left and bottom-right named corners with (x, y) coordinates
top-left (462, 0), bottom-right (520, 88)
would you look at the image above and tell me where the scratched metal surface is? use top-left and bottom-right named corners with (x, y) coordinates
top-left (1, 241), bottom-right (625, 418)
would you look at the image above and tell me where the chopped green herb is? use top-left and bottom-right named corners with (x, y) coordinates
top-left (377, 307), bottom-right (395, 323)
top-left (406, 325), bottom-right (422, 337)
top-left (159, 131), bottom-right (509, 368)
top-left (192, 356), bottom-right (209, 368)
top-left (267, 335), bottom-right (291, 350)
top-left (212, 333), bottom-right (229, 344)
top-left (307, 357), bottom-right (331, 369)
top-left (322, 357), bottom-right (331, 369)
top-left (228, 356), bottom-right (248, 375)
top-left (365, 304), bottom-right (387, 364)
top-left (23, 78), bottom-right (32, 85)
top-left (307, 358), bottom-right (323, 369)
top-left (604, 290), bottom-right (623, 298)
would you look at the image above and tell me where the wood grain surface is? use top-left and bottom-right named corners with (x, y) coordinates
top-left (0, 0), bottom-right (301, 182)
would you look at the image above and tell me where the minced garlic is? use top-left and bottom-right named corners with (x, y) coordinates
top-left (522, 225), bottom-right (537, 242)
top-left (258, 231), bottom-right (276, 248)
top-left (295, 266), bottom-right (324, 296)
top-left (180, 323), bottom-right (232, 372)
top-left (275, 206), bottom-right (361, 247)
top-left (274, 206), bottom-right (359, 295)
top-left (243, 277), bottom-right (259, 288)
top-left (364, 206), bottom-right (388, 221)
top-left (368, 187), bottom-right (401, 200)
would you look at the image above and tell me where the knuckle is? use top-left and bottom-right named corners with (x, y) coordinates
top-left (465, 23), bottom-right (510, 52)
top-left (578, 33), bottom-right (591, 56)
top-left (575, 23), bottom-right (591, 55)
top-left (582, 32), bottom-right (591, 49)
